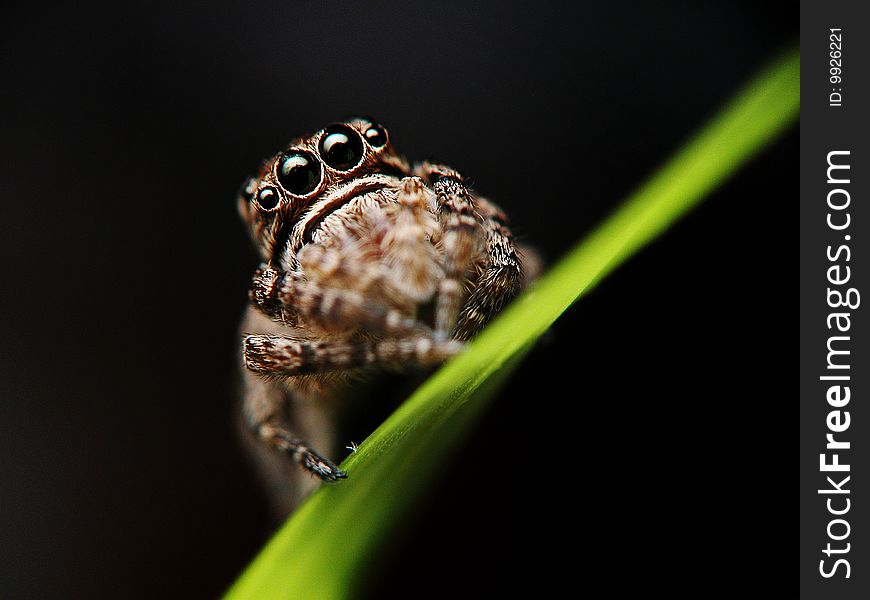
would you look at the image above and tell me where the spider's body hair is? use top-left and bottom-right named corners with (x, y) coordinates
top-left (237, 118), bottom-right (536, 515)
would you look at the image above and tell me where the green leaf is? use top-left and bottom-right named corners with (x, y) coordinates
top-left (225, 48), bottom-right (799, 600)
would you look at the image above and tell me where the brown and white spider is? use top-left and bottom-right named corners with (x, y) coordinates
top-left (237, 117), bottom-right (536, 507)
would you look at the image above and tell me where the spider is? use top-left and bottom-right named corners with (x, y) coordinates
top-left (237, 117), bottom-right (536, 506)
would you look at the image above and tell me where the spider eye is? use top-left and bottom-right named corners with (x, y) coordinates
top-left (319, 124), bottom-right (364, 170)
top-left (363, 122), bottom-right (388, 148)
top-left (239, 177), bottom-right (257, 202)
top-left (277, 151), bottom-right (321, 196)
top-left (255, 186), bottom-right (280, 210)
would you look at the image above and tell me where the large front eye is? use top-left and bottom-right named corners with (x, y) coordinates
top-left (277, 151), bottom-right (321, 196)
top-left (319, 124), bottom-right (364, 170)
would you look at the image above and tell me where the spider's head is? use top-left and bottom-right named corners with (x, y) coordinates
top-left (238, 117), bottom-right (410, 262)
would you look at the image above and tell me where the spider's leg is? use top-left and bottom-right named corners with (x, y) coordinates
top-left (243, 334), bottom-right (463, 378)
top-left (378, 176), bottom-right (443, 303)
top-left (454, 216), bottom-right (526, 340)
top-left (249, 266), bottom-right (427, 336)
top-left (423, 170), bottom-right (487, 341)
top-left (406, 173), bottom-right (540, 340)
top-left (258, 422), bottom-right (346, 482)
top-left (240, 362), bottom-right (345, 483)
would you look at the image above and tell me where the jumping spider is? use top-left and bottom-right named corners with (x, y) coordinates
top-left (238, 117), bottom-right (536, 506)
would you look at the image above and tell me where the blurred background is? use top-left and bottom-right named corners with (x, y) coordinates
top-left (1, 2), bottom-right (795, 598)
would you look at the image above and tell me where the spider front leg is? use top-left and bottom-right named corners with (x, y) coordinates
top-left (416, 167), bottom-right (531, 341)
top-left (426, 170), bottom-right (487, 341)
top-left (258, 422), bottom-right (347, 481)
top-left (379, 176), bottom-right (443, 303)
top-left (454, 218), bottom-right (525, 340)
top-left (242, 332), bottom-right (462, 483)
top-left (244, 334), bottom-right (463, 377)
top-left (240, 363), bottom-right (346, 483)
top-left (249, 266), bottom-right (426, 336)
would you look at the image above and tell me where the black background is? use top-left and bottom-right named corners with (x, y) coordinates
top-left (1, 2), bottom-right (795, 598)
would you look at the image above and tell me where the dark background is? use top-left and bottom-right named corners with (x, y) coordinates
top-left (1, 2), bottom-right (796, 598)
